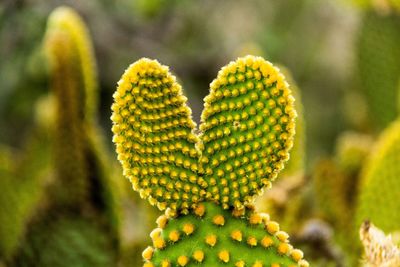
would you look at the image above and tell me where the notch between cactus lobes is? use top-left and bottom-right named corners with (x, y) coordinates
top-left (111, 55), bottom-right (308, 266)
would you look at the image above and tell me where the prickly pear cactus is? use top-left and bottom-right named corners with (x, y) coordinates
top-left (357, 10), bottom-right (400, 129)
top-left (356, 119), bottom-right (400, 233)
top-left (7, 6), bottom-right (118, 266)
top-left (111, 56), bottom-right (309, 266)
top-left (42, 3), bottom-right (119, 234)
top-left (255, 66), bottom-right (306, 232)
top-left (278, 67), bottom-right (305, 178)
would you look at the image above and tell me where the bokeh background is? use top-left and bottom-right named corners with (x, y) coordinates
top-left (1, 0), bottom-right (400, 266)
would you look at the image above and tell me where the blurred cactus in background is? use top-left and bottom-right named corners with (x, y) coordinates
top-left (0, 6), bottom-right (121, 266)
top-left (356, 9), bottom-right (400, 129)
top-left (313, 132), bottom-right (372, 226)
top-left (111, 56), bottom-right (309, 266)
top-left (312, 131), bottom-right (373, 266)
top-left (356, 120), bottom-right (400, 234)
top-left (44, 7), bottom-right (93, 208)
top-left (0, 101), bottom-right (53, 261)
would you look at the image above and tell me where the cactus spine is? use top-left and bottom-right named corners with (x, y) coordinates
top-left (277, 68), bottom-right (305, 178)
top-left (112, 56), bottom-right (309, 266)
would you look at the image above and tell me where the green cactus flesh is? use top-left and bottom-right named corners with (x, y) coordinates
top-left (357, 11), bottom-right (400, 128)
top-left (112, 58), bottom-right (202, 213)
top-left (199, 58), bottom-right (296, 210)
top-left (44, 6), bottom-right (99, 207)
top-left (254, 66), bottom-right (306, 232)
top-left (143, 202), bottom-right (306, 267)
top-left (111, 56), bottom-right (308, 266)
top-left (356, 119), bottom-right (400, 233)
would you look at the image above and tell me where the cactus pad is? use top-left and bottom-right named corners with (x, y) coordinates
top-left (357, 11), bottom-right (400, 128)
top-left (44, 6), bottom-right (101, 208)
top-left (356, 120), bottom-right (400, 233)
top-left (112, 56), bottom-right (307, 266)
top-left (143, 202), bottom-right (307, 267)
top-left (199, 57), bottom-right (296, 209)
top-left (111, 59), bottom-right (203, 213)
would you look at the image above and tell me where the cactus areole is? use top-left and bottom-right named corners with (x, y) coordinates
top-left (111, 56), bottom-right (309, 266)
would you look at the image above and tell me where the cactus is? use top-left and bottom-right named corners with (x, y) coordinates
top-left (278, 68), bottom-right (305, 178)
top-left (0, 128), bottom-right (52, 260)
top-left (311, 131), bottom-right (373, 266)
top-left (357, 10), bottom-right (400, 129)
top-left (13, 217), bottom-right (115, 267)
top-left (313, 132), bottom-right (373, 225)
top-left (45, 6), bottom-right (98, 124)
top-left (112, 56), bottom-right (309, 266)
top-left (255, 66), bottom-right (307, 232)
top-left (43, 3), bottom-right (118, 231)
top-left (356, 119), bottom-right (400, 233)
top-left (312, 159), bottom-right (349, 227)
top-left (335, 132), bottom-right (373, 177)
top-left (43, 6), bottom-right (98, 208)
top-left (3, 6), bottom-right (120, 265)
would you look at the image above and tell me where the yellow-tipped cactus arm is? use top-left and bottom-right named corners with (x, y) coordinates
top-left (47, 6), bottom-right (98, 123)
top-left (111, 58), bottom-right (204, 213)
top-left (44, 29), bottom-right (89, 206)
top-left (199, 56), bottom-right (296, 209)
